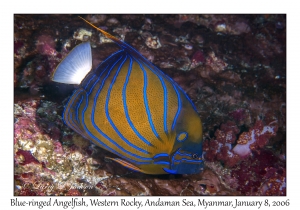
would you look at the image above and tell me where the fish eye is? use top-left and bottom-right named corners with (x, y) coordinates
top-left (192, 153), bottom-right (199, 159)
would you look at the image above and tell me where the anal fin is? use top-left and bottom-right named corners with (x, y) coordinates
top-left (105, 157), bottom-right (143, 173)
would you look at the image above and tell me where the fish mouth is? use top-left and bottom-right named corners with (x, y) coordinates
top-left (164, 148), bottom-right (204, 174)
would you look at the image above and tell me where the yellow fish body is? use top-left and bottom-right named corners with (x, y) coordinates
top-left (52, 17), bottom-right (203, 174)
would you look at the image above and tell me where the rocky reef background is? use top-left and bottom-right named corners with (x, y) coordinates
top-left (14, 14), bottom-right (286, 196)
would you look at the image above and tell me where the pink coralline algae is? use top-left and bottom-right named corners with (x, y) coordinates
top-left (14, 40), bottom-right (25, 55)
top-left (231, 149), bottom-right (286, 195)
top-left (190, 50), bottom-right (205, 69)
top-left (232, 120), bottom-right (278, 158)
top-left (15, 150), bottom-right (40, 165)
top-left (229, 108), bottom-right (247, 123)
top-left (36, 35), bottom-right (57, 56)
top-left (204, 120), bottom-right (279, 167)
top-left (205, 51), bottom-right (228, 73)
top-left (15, 33), bottom-right (65, 93)
top-left (203, 119), bottom-right (285, 195)
top-left (203, 121), bottom-right (241, 167)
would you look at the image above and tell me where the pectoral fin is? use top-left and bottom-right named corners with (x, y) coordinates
top-left (105, 157), bottom-right (144, 173)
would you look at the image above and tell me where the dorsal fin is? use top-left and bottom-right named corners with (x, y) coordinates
top-left (79, 16), bottom-right (149, 64)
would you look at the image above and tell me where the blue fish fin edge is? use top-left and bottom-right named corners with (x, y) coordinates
top-left (163, 168), bottom-right (178, 174)
top-left (52, 42), bottom-right (92, 84)
top-left (105, 157), bottom-right (143, 173)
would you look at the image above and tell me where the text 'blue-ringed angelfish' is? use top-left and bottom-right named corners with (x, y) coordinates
top-left (51, 17), bottom-right (203, 174)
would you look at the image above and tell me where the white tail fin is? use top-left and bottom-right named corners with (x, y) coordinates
top-left (52, 42), bottom-right (92, 84)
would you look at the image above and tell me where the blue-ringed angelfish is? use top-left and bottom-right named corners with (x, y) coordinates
top-left (51, 17), bottom-right (203, 174)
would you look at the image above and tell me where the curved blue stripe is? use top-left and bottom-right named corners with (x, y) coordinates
top-left (136, 59), bottom-right (193, 131)
top-left (146, 62), bottom-right (169, 135)
top-left (105, 55), bottom-right (150, 154)
top-left (63, 89), bottom-right (81, 125)
top-left (157, 66), bottom-right (197, 112)
top-left (153, 161), bottom-right (169, 165)
top-left (141, 56), bottom-right (198, 112)
top-left (171, 149), bottom-right (203, 165)
top-left (173, 81), bottom-right (197, 111)
top-left (76, 95), bottom-right (84, 124)
top-left (84, 50), bottom-right (125, 95)
top-left (142, 60), bottom-right (169, 134)
top-left (85, 67), bottom-right (106, 96)
top-left (135, 58), bottom-right (171, 135)
top-left (119, 40), bottom-right (198, 113)
top-left (84, 74), bottom-right (96, 90)
top-left (63, 89), bottom-right (83, 127)
top-left (81, 87), bottom-right (151, 164)
top-left (163, 82), bottom-right (168, 134)
top-left (87, 76), bottom-right (101, 95)
top-left (171, 82), bottom-right (181, 130)
top-left (153, 153), bottom-right (169, 159)
top-left (122, 56), bottom-right (153, 147)
top-left (69, 111), bottom-right (89, 140)
top-left (173, 159), bottom-right (203, 163)
top-left (133, 57), bottom-right (163, 140)
top-left (163, 168), bottom-right (177, 174)
top-left (64, 90), bottom-right (89, 140)
top-left (81, 52), bottom-right (152, 162)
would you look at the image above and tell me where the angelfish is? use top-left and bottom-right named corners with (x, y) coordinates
top-left (51, 17), bottom-right (203, 174)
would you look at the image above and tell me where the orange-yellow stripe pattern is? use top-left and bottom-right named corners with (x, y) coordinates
top-left (64, 51), bottom-right (182, 165)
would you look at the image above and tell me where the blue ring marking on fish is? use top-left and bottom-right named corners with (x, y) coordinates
top-left (84, 53), bottom-right (152, 162)
top-left (84, 74), bottom-right (96, 90)
top-left (122, 56), bottom-right (154, 147)
top-left (170, 149), bottom-right (203, 165)
top-left (153, 153), bottom-right (169, 159)
top-left (144, 59), bottom-right (197, 113)
top-left (135, 58), bottom-right (169, 135)
top-left (153, 161), bottom-right (170, 165)
top-left (76, 95), bottom-right (84, 124)
top-left (109, 33), bottom-right (197, 113)
top-left (176, 131), bottom-right (188, 142)
top-left (80, 88), bottom-right (152, 164)
top-left (148, 60), bottom-right (198, 111)
top-left (86, 75), bottom-right (102, 95)
top-left (176, 83), bottom-right (197, 111)
top-left (171, 148), bottom-right (185, 168)
top-left (171, 82), bottom-right (182, 131)
top-left (70, 112), bottom-right (90, 140)
top-left (71, 94), bottom-right (85, 136)
top-left (174, 158), bottom-right (203, 163)
top-left (68, 112), bottom-right (79, 134)
top-left (87, 75), bottom-right (101, 95)
top-left (168, 76), bottom-right (197, 112)
top-left (75, 95), bottom-right (87, 137)
top-left (173, 150), bottom-right (195, 157)
top-left (105, 54), bottom-right (150, 154)
top-left (85, 64), bottom-right (107, 95)
top-left (134, 57), bottom-right (163, 141)
top-left (85, 51), bottom-right (125, 95)
top-left (64, 89), bottom-right (82, 128)
top-left (64, 90), bottom-right (89, 140)
top-left (63, 89), bottom-right (80, 125)
top-left (69, 112), bottom-right (80, 135)
top-left (163, 168), bottom-right (177, 174)
top-left (171, 150), bottom-right (202, 160)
